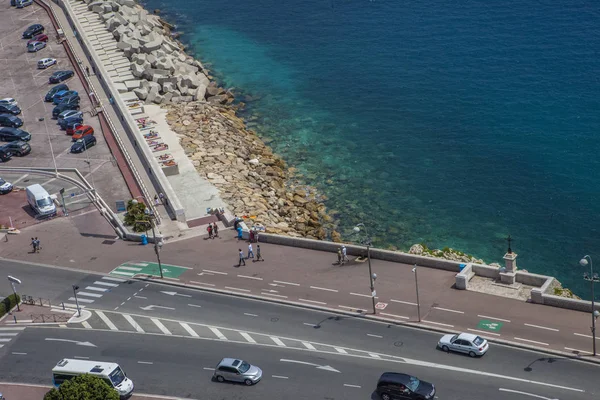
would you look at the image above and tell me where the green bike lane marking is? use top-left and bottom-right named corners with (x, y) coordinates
top-left (110, 261), bottom-right (190, 279)
top-left (477, 319), bottom-right (504, 332)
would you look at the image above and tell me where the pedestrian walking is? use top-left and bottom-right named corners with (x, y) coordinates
top-left (212, 222), bottom-right (219, 238)
top-left (342, 245), bottom-right (349, 263)
top-left (238, 248), bottom-right (246, 266)
top-left (85, 66), bottom-right (90, 76)
top-left (247, 243), bottom-right (254, 259)
top-left (256, 245), bottom-right (263, 261)
top-left (207, 224), bottom-right (213, 239)
top-left (31, 237), bottom-right (36, 253)
top-left (34, 237), bottom-right (41, 253)
top-left (159, 192), bottom-right (165, 203)
top-left (154, 194), bottom-right (160, 206)
top-left (233, 215), bottom-right (239, 231)
top-left (337, 248), bottom-right (342, 265)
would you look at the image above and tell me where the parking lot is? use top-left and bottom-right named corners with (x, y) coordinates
top-left (0, 3), bottom-right (131, 220)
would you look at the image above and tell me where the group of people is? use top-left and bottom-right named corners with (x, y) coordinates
top-left (207, 222), bottom-right (219, 239)
top-left (336, 245), bottom-right (349, 265)
top-left (238, 243), bottom-right (263, 266)
top-left (30, 237), bottom-right (41, 253)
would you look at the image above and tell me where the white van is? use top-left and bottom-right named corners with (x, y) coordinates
top-left (26, 184), bottom-right (56, 216)
top-left (52, 359), bottom-right (134, 399)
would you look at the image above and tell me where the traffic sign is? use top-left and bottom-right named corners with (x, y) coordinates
top-left (375, 302), bottom-right (388, 310)
top-left (477, 319), bottom-right (504, 332)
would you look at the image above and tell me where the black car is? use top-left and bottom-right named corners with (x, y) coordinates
top-left (0, 127), bottom-right (31, 142)
top-left (70, 135), bottom-right (96, 153)
top-left (0, 141), bottom-right (30, 157)
top-left (52, 102), bottom-right (80, 119)
top-left (57, 94), bottom-right (80, 106)
top-left (49, 70), bottom-right (74, 84)
top-left (0, 147), bottom-right (12, 162)
top-left (376, 373), bottom-right (435, 400)
top-left (59, 116), bottom-right (83, 130)
top-left (22, 24), bottom-right (44, 39)
top-left (0, 104), bottom-right (21, 115)
top-left (0, 114), bottom-right (23, 128)
top-left (45, 84), bottom-right (69, 102)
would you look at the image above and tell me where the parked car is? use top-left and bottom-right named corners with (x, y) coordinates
top-left (0, 98), bottom-right (17, 107)
top-left (49, 70), bottom-right (74, 84)
top-left (27, 41), bottom-right (46, 53)
top-left (45, 84), bottom-right (69, 102)
top-left (213, 358), bottom-right (262, 386)
top-left (58, 110), bottom-right (83, 124)
top-left (22, 24), bottom-right (44, 39)
top-left (58, 94), bottom-right (80, 106)
top-left (72, 125), bottom-right (94, 141)
top-left (16, 0), bottom-right (33, 8)
top-left (0, 114), bottom-right (23, 128)
top-left (0, 127), bottom-right (30, 142)
top-left (53, 90), bottom-right (78, 105)
top-left (376, 373), bottom-right (436, 400)
top-left (27, 34), bottom-right (48, 46)
top-left (66, 123), bottom-right (83, 136)
top-left (37, 58), bottom-right (57, 69)
top-left (52, 102), bottom-right (80, 119)
top-left (59, 116), bottom-right (83, 130)
top-left (70, 135), bottom-right (96, 153)
top-left (1, 141), bottom-right (31, 157)
top-left (0, 104), bottom-right (21, 115)
top-left (0, 177), bottom-right (13, 194)
top-left (438, 332), bottom-right (489, 357)
top-left (0, 148), bottom-right (11, 162)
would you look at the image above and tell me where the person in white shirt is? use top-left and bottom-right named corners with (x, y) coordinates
top-left (248, 243), bottom-right (254, 259)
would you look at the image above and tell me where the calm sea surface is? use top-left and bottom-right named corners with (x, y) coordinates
top-left (141, 0), bottom-right (600, 299)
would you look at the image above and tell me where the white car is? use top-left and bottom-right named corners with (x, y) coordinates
top-left (438, 332), bottom-right (489, 357)
top-left (38, 58), bottom-right (57, 69)
top-left (0, 98), bottom-right (17, 107)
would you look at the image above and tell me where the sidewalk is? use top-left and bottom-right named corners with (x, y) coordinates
top-left (1, 222), bottom-right (598, 362)
top-left (0, 382), bottom-right (193, 400)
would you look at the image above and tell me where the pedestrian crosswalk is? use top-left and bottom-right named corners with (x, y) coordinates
top-left (0, 326), bottom-right (26, 349)
top-left (63, 276), bottom-right (127, 309)
top-left (67, 310), bottom-right (397, 361)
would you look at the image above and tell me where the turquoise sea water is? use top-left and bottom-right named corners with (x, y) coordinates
top-left (142, 0), bottom-right (600, 299)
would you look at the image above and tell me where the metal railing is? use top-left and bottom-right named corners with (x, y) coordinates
top-left (31, 314), bottom-right (70, 323)
top-left (21, 295), bottom-right (52, 307)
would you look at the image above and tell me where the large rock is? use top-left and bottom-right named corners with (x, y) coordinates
top-left (162, 81), bottom-right (176, 94)
top-left (142, 37), bottom-right (163, 53)
top-left (116, 0), bottom-right (135, 6)
top-left (155, 57), bottom-right (175, 73)
top-left (153, 94), bottom-right (164, 104)
top-left (88, 1), bottom-right (103, 12)
top-left (205, 82), bottom-right (225, 97)
top-left (208, 94), bottom-right (229, 105)
top-left (130, 62), bottom-right (145, 78)
top-left (146, 54), bottom-right (157, 67)
top-left (113, 25), bottom-right (131, 41)
top-left (146, 84), bottom-right (160, 103)
top-left (142, 68), bottom-right (169, 82)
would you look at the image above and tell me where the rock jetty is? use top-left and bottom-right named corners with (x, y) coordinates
top-left (409, 243), bottom-right (484, 264)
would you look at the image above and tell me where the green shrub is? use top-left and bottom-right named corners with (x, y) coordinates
top-left (123, 199), bottom-right (151, 232)
top-left (44, 374), bottom-right (119, 400)
top-left (0, 293), bottom-right (21, 318)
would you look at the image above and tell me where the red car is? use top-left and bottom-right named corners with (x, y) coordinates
top-left (66, 123), bottom-right (83, 136)
top-left (27, 34), bottom-right (49, 46)
top-left (72, 125), bottom-right (94, 140)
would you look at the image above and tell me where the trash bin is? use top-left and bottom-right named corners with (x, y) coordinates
top-left (459, 263), bottom-right (466, 271)
top-left (141, 234), bottom-right (148, 245)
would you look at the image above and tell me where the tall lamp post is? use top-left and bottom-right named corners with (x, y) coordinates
top-left (354, 223), bottom-right (377, 314)
top-left (72, 285), bottom-right (81, 317)
top-left (412, 264), bottom-right (421, 322)
top-left (579, 255), bottom-right (599, 356)
top-left (134, 204), bottom-right (164, 279)
top-left (7, 276), bottom-right (21, 312)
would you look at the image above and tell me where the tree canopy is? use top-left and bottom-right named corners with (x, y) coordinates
top-left (44, 374), bottom-right (119, 400)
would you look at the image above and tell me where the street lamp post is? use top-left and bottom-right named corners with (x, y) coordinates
top-left (135, 205), bottom-right (164, 279)
top-left (72, 285), bottom-right (81, 317)
top-left (412, 264), bottom-right (421, 322)
top-left (354, 223), bottom-right (377, 314)
top-left (579, 255), bottom-right (599, 356)
top-left (7, 276), bottom-right (21, 312)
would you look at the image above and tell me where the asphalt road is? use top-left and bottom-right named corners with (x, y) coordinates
top-left (0, 327), bottom-right (593, 400)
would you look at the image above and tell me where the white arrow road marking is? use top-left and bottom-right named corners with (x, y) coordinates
top-left (139, 305), bottom-right (175, 311)
top-left (160, 291), bottom-right (192, 298)
top-left (499, 388), bottom-right (558, 400)
top-left (280, 359), bottom-right (341, 373)
top-left (45, 338), bottom-right (96, 347)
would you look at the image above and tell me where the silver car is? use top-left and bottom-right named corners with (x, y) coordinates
top-left (213, 358), bottom-right (262, 385)
top-left (438, 332), bottom-right (489, 357)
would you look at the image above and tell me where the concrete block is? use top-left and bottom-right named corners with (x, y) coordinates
top-left (131, 62), bottom-right (145, 78)
top-left (114, 82), bottom-right (128, 93)
top-left (125, 80), bottom-right (141, 90)
top-left (153, 94), bottom-right (164, 104)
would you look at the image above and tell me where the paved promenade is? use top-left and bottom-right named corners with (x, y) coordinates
top-left (1, 220), bottom-right (598, 362)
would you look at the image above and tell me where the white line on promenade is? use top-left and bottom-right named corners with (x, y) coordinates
top-left (210, 327), bottom-right (227, 340)
top-left (574, 333), bottom-right (598, 340)
top-left (273, 280), bottom-right (300, 286)
top-left (467, 328), bottom-right (500, 336)
top-left (421, 320), bottom-right (454, 328)
top-left (151, 318), bottom-right (172, 335)
top-left (190, 280), bottom-right (215, 287)
top-left (477, 314), bottom-right (511, 323)
top-left (96, 311), bottom-right (118, 331)
top-left (310, 286), bottom-right (338, 292)
top-left (261, 292), bottom-right (288, 298)
top-left (299, 298), bottom-right (327, 305)
top-left (350, 292), bottom-right (371, 298)
top-left (344, 384), bottom-right (361, 388)
top-left (238, 275), bottom-right (263, 281)
top-left (514, 337), bottom-right (549, 346)
top-left (367, 334), bottom-right (383, 338)
top-left (180, 323), bottom-right (199, 338)
top-left (433, 306), bottom-right (464, 314)
top-left (338, 305), bottom-right (363, 311)
top-left (225, 286), bottom-right (251, 293)
top-left (203, 269), bottom-right (227, 275)
top-left (380, 312), bottom-right (410, 320)
top-left (390, 299), bottom-right (418, 306)
top-left (524, 323), bottom-right (559, 332)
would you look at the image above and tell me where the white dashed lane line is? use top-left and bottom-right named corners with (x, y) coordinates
top-left (187, 304), bottom-right (202, 308)
top-left (344, 384), bottom-right (361, 388)
top-left (137, 361), bottom-right (153, 365)
top-left (432, 306), bottom-right (464, 314)
top-left (272, 375), bottom-right (288, 379)
top-left (203, 269), bottom-right (227, 275)
top-left (477, 314), bottom-right (511, 323)
top-left (238, 275), bottom-right (263, 281)
top-left (203, 367), bottom-right (215, 371)
top-left (524, 323), bottom-right (559, 332)
top-left (244, 313), bottom-right (258, 317)
top-left (350, 292), bottom-right (371, 298)
top-left (391, 299), bottom-right (418, 306)
top-left (303, 323), bottom-right (317, 327)
top-left (514, 337), bottom-right (549, 346)
top-left (273, 280), bottom-right (300, 286)
top-left (299, 299), bottom-right (327, 305)
top-left (367, 334), bottom-right (383, 338)
top-left (12, 352), bottom-right (27, 355)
